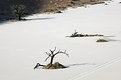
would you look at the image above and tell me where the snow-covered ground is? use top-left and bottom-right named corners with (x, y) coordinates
top-left (0, 0), bottom-right (121, 80)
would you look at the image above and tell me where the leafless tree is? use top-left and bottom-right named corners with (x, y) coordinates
top-left (11, 5), bottom-right (27, 20)
top-left (45, 47), bottom-right (69, 66)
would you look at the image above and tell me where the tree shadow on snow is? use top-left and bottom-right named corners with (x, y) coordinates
top-left (66, 63), bottom-right (96, 68)
top-left (26, 17), bottom-right (54, 21)
top-left (103, 36), bottom-right (121, 42)
top-left (0, 17), bottom-right (54, 25)
top-left (103, 36), bottom-right (115, 37)
top-left (0, 20), bottom-right (7, 25)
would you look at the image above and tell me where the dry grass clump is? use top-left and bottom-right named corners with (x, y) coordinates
top-left (69, 32), bottom-right (104, 37)
top-left (43, 62), bottom-right (67, 69)
top-left (96, 39), bottom-right (108, 42)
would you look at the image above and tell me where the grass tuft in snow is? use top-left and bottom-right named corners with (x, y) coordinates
top-left (96, 39), bottom-right (108, 42)
top-left (43, 62), bottom-right (67, 69)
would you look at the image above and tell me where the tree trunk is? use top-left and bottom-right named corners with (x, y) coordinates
top-left (18, 14), bottom-right (21, 20)
top-left (50, 56), bottom-right (54, 65)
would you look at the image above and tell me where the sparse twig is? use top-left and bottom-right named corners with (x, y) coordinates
top-left (45, 47), bottom-right (69, 66)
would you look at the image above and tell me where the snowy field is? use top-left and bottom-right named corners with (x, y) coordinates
top-left (0, 0), bottom-right (121, 80)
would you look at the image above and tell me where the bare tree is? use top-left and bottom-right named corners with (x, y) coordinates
top-left (45, 47), bottom-right (69, 66)
top-left (11, 5), bottom-right (27, 20)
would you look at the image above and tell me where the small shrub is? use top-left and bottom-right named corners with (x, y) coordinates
top-left (70, 1), bottom-right (75, 5)
top-left (57, 6), bottom-right (67, 10)
top-left (96, 39), bottom-right (108, 42)
top-left (105, 3), bottom-right (108, 5)
top-left (55, 10), bottom-right (62, 13)
top-left (43, 62), bottom-right (66, 69)
top-left (44, 8), bottom-right (54, 12)
top-left (69, 30), bottom-right (104, 37)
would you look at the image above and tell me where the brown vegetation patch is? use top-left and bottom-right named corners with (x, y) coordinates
top-left (96, 39), bottom-right (108, 42)
top-left (43, 62), bottom-right (67, 69)
top-left (42, 0), bottom-right (105, 13)
top-left (70, 34), bottom-right (104, 37)
top-left (68, 31), bottom-right (104, 37)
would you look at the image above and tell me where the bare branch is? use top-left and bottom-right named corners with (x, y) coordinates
top-left (54, 50), bottom-right (69, 57)
top-left (44, 47), bottom-right (69, 65)
top-left (45, 52), bottom-right (51, 56)
top-left (49, 47), bottom-right (56, 54)
top-left (53, 47), bottom-right (56, 52)
top-left (45, 56), bottom-right (51, 61)
top-left (49, 49), bottom-right (54, 54)
top-left (45, 52), bottom-right (52, 62)
top-left (63, 50), bottom-right (69, 57)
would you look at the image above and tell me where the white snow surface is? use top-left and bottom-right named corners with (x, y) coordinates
top-left (0, 0), bottom-right (121, 80)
